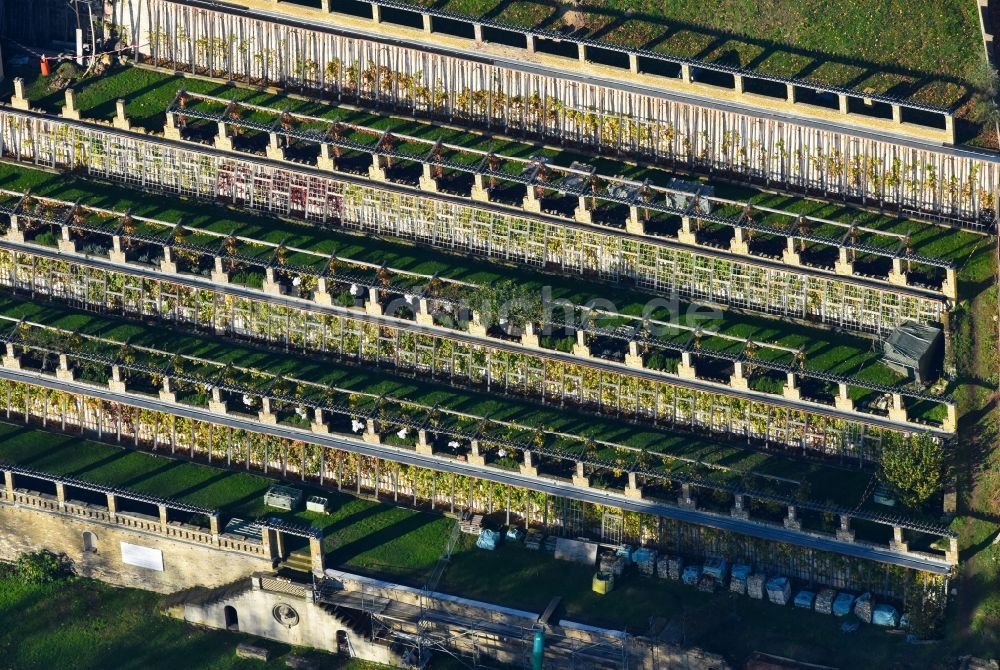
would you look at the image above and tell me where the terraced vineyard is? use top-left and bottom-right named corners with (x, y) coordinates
top-left (0, 0), bottom-right (994, 661)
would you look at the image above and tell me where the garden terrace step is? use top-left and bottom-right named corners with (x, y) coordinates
top-left (3, 64), bottom-right (988, 267)
top-left (0, 244), bottom-right (954, 432)
top-left (0, 186), bottom-right (952, 414)
top-left (132, 0), bottom-right (966, 150)
top-left (0, 371), bottom-right (958, 571)
top-left (0, 106), bottom-right (952, 336)
top-left (0, 295), bottom-right (921, 514)
top-left (0, 164), bottom-right (945, 392)
top-left (164, 88), bottom-right (962, 281)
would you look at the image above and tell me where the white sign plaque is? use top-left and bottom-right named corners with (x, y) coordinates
top-left (120, 542), bottom-right (164, 571)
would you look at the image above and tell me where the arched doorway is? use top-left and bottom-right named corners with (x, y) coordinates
top-left (82, 531), bottom-right (97, 553)
top-left (224, 606), bottom-right (239, 632)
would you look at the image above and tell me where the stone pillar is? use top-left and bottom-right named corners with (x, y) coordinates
top-left (314, 277), bottom-right (333, 306)
top-left (577, 44), bottom-right (587, 63)
top-left (265, 132), bottom-right (285, 161)
top-left (209, 513), bottom-right (221, 540)
top-left (888, 393), bottom-right (907, 422)
top-left (363, 418), bottom-right (381, 444)
top-left (62, 88), bottom-right (82, 120)
top-left (365, 286), bottom-right (383, 316)
top-left (411, 297), bottom-right (433, 326)
top-left (214, 121), bottom-right (233, 151)
top-left (678, 483), bottom-right (696, 508)
top-left (836, 515), bottom-right (855, 542)
top-left (164, 111), bottom-right (183, 141)
top-left (263, 267), bottom-right (284, 296)
top-left (677, 351), bottom-right (696, 379)
top-left (56, 354), bottom-right (74, 382)
top-left (110, 235), bottom-right (127, 264)
top-left (160, 247), bottom-right (178, 274)
top-left (317, 144), bottom-right (337, 172)
top-left (625, 472), bottom-right (643, 499)
top-left (574, 196), bottom-right (592, 224)
top-left (473, 23), bottom-right (484, 43)
top-left (834, 247), bottom-right (854, 276)
top-left (730, 226), bottom-right (750, 255)
top-left (526, 35), bottom-right (536, 55)
top-left (109, 365), bottom-right (127, 393)
top-left (258, 397), bottom-right (277, 424)
top-left (942, 267), bottom-right (957, 301)
top-left (680, 63), bottom-right (692, 83)
top-left (572, 330), bottom-right (591, 358)
top-left (368, 154), bottom-right (388, 181)
top-left (159, 376), bottom-right (177, 402)
top-left (628, 53), bottom-right (639, 74)
top-left (55, 482), bottom-right (66, 507)
top-left (468, 439), bottom-right (486, 466)
top-left (262, 527), bottom-right (280, 562)
top-left (419, 163), bottom-right (439, 192)
top-left (838, 94), bottom-right (848, 114)
top-left (113, 99), bottom-right (132, 131)
top-left (733, 74), bottom-right (744, 94)
top-left (946, 536), bottom-right (959, 564)
top-left (208, 387), bottom-right (228, 414)
top-left (782, 372), bottom-right (801, 400)
top-left (783, 505), bottom-right (801, 530)
top-left (891, 104), bottom-right (902, 124)
top-left (3, 470), bottom-right (13, 499)
top-left (471, 174), bottom-right (490, 202)
top-left (625, 340), bottom-right (644, 369)
top-left (311, 407), bottom-right (329, 434)
top-left (520, 322), bottom-right (540, 347)
top-left (106, 493), bottom-right (118, 518)
top-left (58, 225), bottom-right (77, 254)
top-left (835, 382), bottom-right (854, 411)
top-left (211, 257), bottom-right (229, 284)
top-left (320, 0), bottom-right (331, 11)
top-left (158, 504), bottom-right (169, 528)
top-left (731, 494), bottom-right (748, 519)
top-left (890, 526), bottom-right (908, 552)
top-left (887, 257), bottom-right (907, 286)
top-left (677, 215), bottom-right (697, 245)
top-left (782, 236), bottom-right (802, 265)
top-left (626, 206), bottom-right (646, 235)
top-left (944, 114), bottom-right (956, 144)
top-left (468, 311), bottom-right (487, 337)
top-left (572, 461), bottom-right (589, 488)
top-left (729, 360), bottom-right (749, 390)
top-left (520, 450), bottom-right (538, 477)
top-left (785, 84), bottom-right (796, 103)
top-left (943, 403), bottom-right (957, 433)
top-left (371, 2), bottom-right (382, 22)
top-left (11, 78), bottom-right (29, 110)
top-left (416, 429), bottom-right (434, 455)
top-left (2, 343), bottom-right (20, 370)
top-left (310, 535), bottom-right (325, 575)
top-left (523, 185), bottom-right (542, 213)
top-left (6, 214), bottom-right (24, 243)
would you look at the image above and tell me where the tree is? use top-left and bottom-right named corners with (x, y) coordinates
top-left (881, 433), bottom-right (944, 508)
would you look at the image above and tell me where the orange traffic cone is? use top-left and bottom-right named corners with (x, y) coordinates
top-left (40, 57), bottom-right (51, 76)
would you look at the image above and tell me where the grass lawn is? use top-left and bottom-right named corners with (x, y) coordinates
top-left (394, 0), bottom-right (982, 111)
top-left (2, 64), bottom-right (991, 268)
top-left (0, 569), bottom-right (378, 670)
top-left (0, 421), bottom-right (452, 585)
top-left (437, 534), bottom-right (947, 667)
top-left (0, 161), bottom-right (956, 391)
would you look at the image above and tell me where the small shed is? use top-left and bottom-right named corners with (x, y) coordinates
top-left (264, 485), bottom-right (303, 511)
top-left (882, 321), bottom-right (943, 383)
